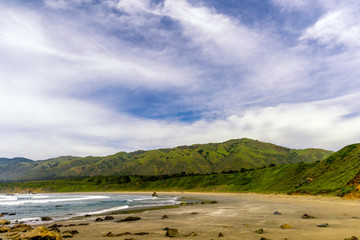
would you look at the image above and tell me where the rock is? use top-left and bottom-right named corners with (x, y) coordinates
top-left (9, 213), bottom-right (16, 216)
top-left (1, 213), bottom-right (8, 215)
top-left (41, 217), bottom-right (52, 221)
top-left (104, 216), bottom-right (114, 221)
top-left (134, 232), bottom-right (149, 235)
top-left (180, 201), bottom-right (187, 205)
top-left (117, 216), bottom-right (141, 222)
top-left (0, 226), bottom-right (11, 233)
top-left (124, 238), bottom-right (135, 240)
top-left (116, 232), bottom-right (131, 236)
top-left (49, 224), bottom-right (63, 228)
top-left (218, 232), bottom-right (224, 237)
top-left (163, 227), bottom-right (170, 231)
top-left (0, 214), bottom-right (3, 217)
top-left (191, 212), bottom-right (198, 215)
top-left (63, 230), bottom-right (78, 235)
top-left (95, 218), bottom-right (103, 222)
top-left (260, 237), bottom-right (271, 240)
top-left (84, 214), bottom-right (91, 217)
top-left (255, 229), bottom-right (264, 234)
top-left (280, 224), bottom-right (292, 229)
top-left (344, 237), bottom-right (358, 240)
top-left (317, 223), bottom-right (328, 227)
top-left (166, 228), bottom-right (179, 237)
top-left (162, 215), bottom-right (169, 219)
top-left (152, 192), bottom-right (158, 197)
top-left (185, 232), bottom-right (198, 237)
top-left (274, 211), bottom-right (282, 215)
top-left (0, 219), bottom-right (10, 225)
top-left (209, 201), bottom-right (218, 204)
top-left (301, 214), bottom-right (315, 219)
top-left (103, 232), bottom-right (115, 237)
top-left (10, 223), bottom-right (32, 232)
top-left (19, 226), bottom-right (62, 240)
top-left (62, 232), bottom-right (73, 238)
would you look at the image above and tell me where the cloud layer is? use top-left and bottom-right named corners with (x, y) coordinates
top-left (1, 0), bottom-right (360, 159)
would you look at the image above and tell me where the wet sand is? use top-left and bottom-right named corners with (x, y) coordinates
top-left (2, 192), bottom-right (360, 239)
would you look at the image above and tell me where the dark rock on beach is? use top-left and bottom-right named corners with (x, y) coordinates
top-left (104, 216), bottom-right (114, 221)
top-left (162, 215), bottom-right (169, 219)
top-left (95, 218), bottom-right (104, 222)
top-left (152, 192), bottom-right (158, 197)
top-left (274, 211), bottom-right (282, 215)
top-left (317, 223), bottom-right (328, 227)
top-left (344, 237), bottom-right (358, 240)
top-left (117, 216), bottom-right (141, 222)
top-left (166, 228), bottom-right (179, 237)
top-left (41, 217), bottom-right (52, 221)
top-left (302, 214), bottom-right (315, 219)
top-left (218, 232), bottom-right (224, 237)
top-left (255, 228), bottom-right (264, 234)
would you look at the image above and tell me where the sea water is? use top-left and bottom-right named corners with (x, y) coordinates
top-left (0, 193), bottom-right (179, 224)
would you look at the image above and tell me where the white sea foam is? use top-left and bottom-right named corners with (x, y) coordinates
top-left (0, 195), bottom-right (109, 206)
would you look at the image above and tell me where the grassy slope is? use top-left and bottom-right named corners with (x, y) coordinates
top-left (0, 138), bottom-right (332, 181)
top-left (1, 144), bottom-right (358, 197)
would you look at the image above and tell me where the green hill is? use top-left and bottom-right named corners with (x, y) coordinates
top-left (0, 138), bottom-right (332, 182)
top-left (1, 143), bottom-right (359, 197)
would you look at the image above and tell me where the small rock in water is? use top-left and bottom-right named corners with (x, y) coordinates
top-left (152, 192), bottom-right (158, 197)
top-left (166, 228), bottom-right (179, 237)
top-left (8, 213), bottom-right (16, 216)
top-left (301, 214), bottom-right (315, 219)
top-left (317, 223), bottom-right (328, 227)
top-left (218, 232), bottom-right (224, 238)
top-left (255, 229), bottom-right (264, 234)
top-left (344, 237), bottom-right (358, 240)
top-left (274, 211), bottom-right (282, 215)
top-left (95, 218), bottom-right (104, 222)
top-left (41, 216), bottom-right (52, 221)
top-left (280, 224), bottom-right (292, 229)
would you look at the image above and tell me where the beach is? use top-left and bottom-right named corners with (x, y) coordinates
top-left (1, 192), bottom-right (360, 239)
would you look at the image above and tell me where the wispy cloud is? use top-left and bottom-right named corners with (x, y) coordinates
top-left (1, 0), bottom-right (360, 159)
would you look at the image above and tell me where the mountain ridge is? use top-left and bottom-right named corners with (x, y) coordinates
top-left (0, 138), bottom-right (333, 182)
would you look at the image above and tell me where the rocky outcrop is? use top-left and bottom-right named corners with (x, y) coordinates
top-left (0, 219), bottom-right (10, 225)
top-left (19, 226), bottom-right (62, 240)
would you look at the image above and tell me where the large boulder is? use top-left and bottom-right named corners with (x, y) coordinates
top-left (117, 216), bottom-right (141, 222)
top-left (19, 226), bottom-right (62, 240)
top-left (0, 219), bottom-right (10, 225)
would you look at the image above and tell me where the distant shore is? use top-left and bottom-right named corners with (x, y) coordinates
top-left (2, 192), bottom-right (360, 240)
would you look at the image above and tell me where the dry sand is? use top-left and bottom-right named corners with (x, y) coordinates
top-left (2, 192), bottom-right (360, 239)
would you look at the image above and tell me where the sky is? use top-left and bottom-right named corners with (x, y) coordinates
top-left (1, 0), bottom-right (360, 159)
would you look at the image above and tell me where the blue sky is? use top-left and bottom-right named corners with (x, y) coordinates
top-left (1, 0), bottom-right (360, 159)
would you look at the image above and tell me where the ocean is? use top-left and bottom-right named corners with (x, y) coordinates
top-left (0, 193), bottom-right (179, 224)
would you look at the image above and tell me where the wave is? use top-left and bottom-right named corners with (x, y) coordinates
top-left (0, 195), bottom-right (110, 206)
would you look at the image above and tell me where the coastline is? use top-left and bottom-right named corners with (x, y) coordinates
top-left (2, 192), bottom-right (360, 239)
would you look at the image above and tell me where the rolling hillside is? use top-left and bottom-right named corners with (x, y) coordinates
top-left (0, 138), bottom-right (333, 181)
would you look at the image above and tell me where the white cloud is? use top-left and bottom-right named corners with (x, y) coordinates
top-left (300, 8), bottom-right (360, 48)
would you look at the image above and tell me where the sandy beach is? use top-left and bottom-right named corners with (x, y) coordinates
top-left (1, 192), bottom-right (360, 240)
